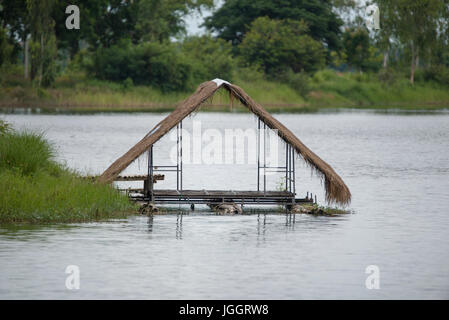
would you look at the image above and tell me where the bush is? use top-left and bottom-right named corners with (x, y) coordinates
top-left (0, 129), bottom-right (135, 223)
top-left (91, 39), bottom-right (191, 91)
top-left (239, 17), bottom-right (325, 76)
top-left (29, 34), bottom-right (58, 87)
top-left (122, 77), bottom-right (134, 90)
top-left (182, 35), bottom-right (234, 83)
top-left (378, 68), bottom-right (399, 86)
top-left (311, 69), bottom-right (339, 84)
top-left (0, 119), bottom-right (11, 135)
top-left (0, 27), bottom-right (13, 68)
top-left (423, 65), bottom-right (449, 85)
top-left (0, 130), bottom-right (55, 175)
top-left (277, 69), bottom-right (310, 97)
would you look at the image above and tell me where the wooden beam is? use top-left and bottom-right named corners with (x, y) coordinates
top-left (114, 174), bottom-right (164, 182)
top-left (83, 174), bottom-right (164, 182)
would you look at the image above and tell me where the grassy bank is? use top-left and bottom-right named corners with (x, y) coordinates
top-left (0, 125), bottom-right (136, 223)
top-left (1, 69), bottom-right (449, 113)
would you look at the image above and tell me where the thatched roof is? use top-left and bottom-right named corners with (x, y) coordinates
top-left (98, 80), bottom-right (351, 205)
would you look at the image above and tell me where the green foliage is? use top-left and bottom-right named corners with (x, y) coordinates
top-left (342, 28), bottom-right (370, 72)
top-left (65, 49), bottom-right (92, 73)
top-left (239, 17), bottom-right (325, 75)
top-left (377, 0), bottom-right (448, 83)
top-left (377, 68), bottom-right (400, 86)
top-left (0, 130), bottom-right (54, 175)
top-left (182, 35), bottom-right (234, 83)
top-left (204, 0), bottom-right (343, 50)
top-left (277, 69), bottom-right (310, 97)
top-left (122, 77), bottom-right (134, 90)
top-left (0, 27), bottom-right (13, 67)
top-left (422, 65), bottom-right (449, 85)
top-left (27, 0), bottom-right (58, 87)
top-left (308, 69), bottom-right (449, 107)
top-left (91, 40), bottom-right (191, 91)
top-left (0, 0), bottom-right (29, 61)
top-left (0, 169), bottom-right (134, 223)
top-left (0, 129), bottom-right (135, 223)
top-left (0, 119), bottom-right (11, 135)
top-left (137, 0), bottom-right (213, 42)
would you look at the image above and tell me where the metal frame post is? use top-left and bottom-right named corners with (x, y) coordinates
top-left (257, 119), bottom-right (260, 191)
top-left (147, 145), bottom-right (154, 201)
top-left (263, 122), bottom-right (267, 194)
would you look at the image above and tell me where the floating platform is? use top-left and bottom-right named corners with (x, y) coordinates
top-left (126, 189), bottom-right (314, 206)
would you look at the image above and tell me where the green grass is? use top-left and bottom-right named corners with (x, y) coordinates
top-left (307, 70), bottom-right (449, 108)
top-left (1, 69), bottom-right (449, 113)
top-left (0, 129), bottom-right (137, 223)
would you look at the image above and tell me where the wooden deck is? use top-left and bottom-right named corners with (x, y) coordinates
top-left (127, 189), bottom-right (313, 205)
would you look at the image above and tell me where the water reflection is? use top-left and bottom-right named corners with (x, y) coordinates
top-left (176, 213), bottom-right (183, 239)
top-left (147, 215), bottom-right (153, 233)
top-left (285, 212), bottom-right (296, 227)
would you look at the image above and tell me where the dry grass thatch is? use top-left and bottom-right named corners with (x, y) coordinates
top-left (98, 80), bottom-right (351, 205)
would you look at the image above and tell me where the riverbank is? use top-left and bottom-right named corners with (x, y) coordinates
top-left (0, 125), bottom-right (137, 223)
top-left (1, 70), bottom-right (449, 113)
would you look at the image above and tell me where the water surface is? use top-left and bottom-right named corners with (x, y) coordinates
top-left (1, 110), bottom-right (449, 299)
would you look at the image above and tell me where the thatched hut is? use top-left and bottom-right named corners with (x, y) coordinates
top-left (98, 79), bottom-right (351, 205)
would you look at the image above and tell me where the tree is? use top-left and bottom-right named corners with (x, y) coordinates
top-left (136, 0), bottom-right (213, 42)
top-left (0, 26), bottom-right (13, 67)
top-left (52, 0), bottom-right (108, 58)
top-left (342, 28), bottom-right (370, 72)
top-left (182, 35), bottom-right (234, 82)
top-left (27, 0), bottom-right (58, 87)
top-left (91, 40), bottom-right (192, 91)
top-left (239, 17), bottom-right (325, 75)
top-left (204, 0), bottom-right (343, 50)
top-left (0, 0), bottom-right (30, 61)
top-left (377, 0), bottom-right (447, 84)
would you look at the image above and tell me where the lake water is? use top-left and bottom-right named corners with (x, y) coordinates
top-left (1, 110), bottom-right (449, 299)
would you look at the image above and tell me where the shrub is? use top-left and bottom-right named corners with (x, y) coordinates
top-left (91, 39), bottom-right (191, 91)
top-left (277, 69), bottom-right (310, 97)
top-left (0, 119), bottom-right (11, 135)
top-left (239, 17), bottom-right (325, 76)
top-left (0, 129), bottom-right (135, 223)
top-left (378, 68), bottom-right (399, 86)
top-left (0, 27), bottom-right (13, 68)
top-left (182, 35), bottom-right (234, 84)
top-left (0, 131), bottom-right (55, 175)
top-left (423, 65), bottom-right (449, 85)
top-left (311, 69), bottom-right (339, 84)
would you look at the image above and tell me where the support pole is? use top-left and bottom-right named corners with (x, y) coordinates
top-left (285, 142), bottom-right (288, 192)
top-left (263, 122), bottom-right (267, 194)
top-left (180, 120), bottom-right (183, 191)
top-left (257, 118), bottom-right (260, 192)
top-left (292, 148), bottom-right (296, 194)
top-left (289, 144), bottom-right (293, 193)
top-left (176, 123), bottom-right (179, 191)
top-left (147, 145), bottom-right (154, 202)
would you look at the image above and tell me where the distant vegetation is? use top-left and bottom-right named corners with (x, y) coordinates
top-left (0, 121), bottom-right (136, 223)
top-left (1, 0), bottom-right (449, 110)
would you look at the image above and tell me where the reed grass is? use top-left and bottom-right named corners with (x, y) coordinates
top-left (1, 70), bottom-right (449, 112)
top-left (0, 129), bottom-right (136, 223)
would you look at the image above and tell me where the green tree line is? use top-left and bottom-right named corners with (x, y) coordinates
top-left (1, 0), bottom-right (448, 92)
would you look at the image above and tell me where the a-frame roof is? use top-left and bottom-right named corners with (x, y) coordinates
top-left (98, 80), bottom-right (351, 205)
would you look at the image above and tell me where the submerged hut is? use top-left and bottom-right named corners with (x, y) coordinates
top-left (98, 80), bottom-right (351, 206)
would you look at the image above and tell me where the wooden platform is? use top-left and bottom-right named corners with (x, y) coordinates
top-left (127, 189), bottom-right (313, 205)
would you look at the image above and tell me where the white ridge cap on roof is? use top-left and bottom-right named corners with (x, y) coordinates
top-left (212, 78), bottom-right (231, 87)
